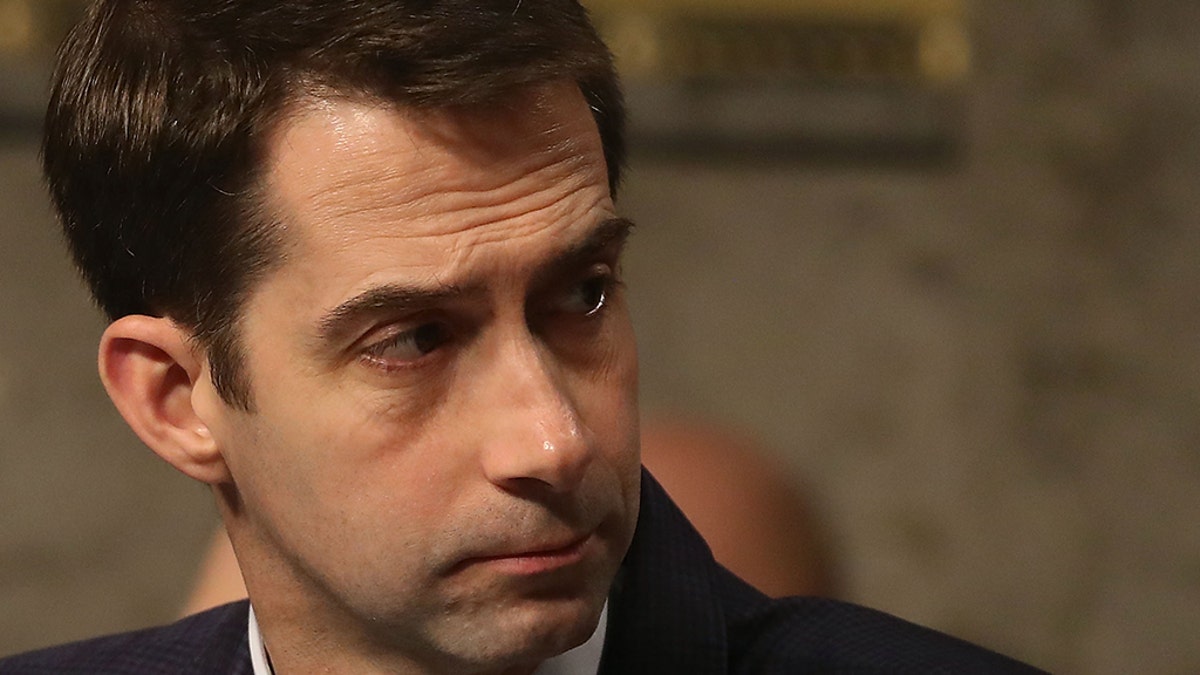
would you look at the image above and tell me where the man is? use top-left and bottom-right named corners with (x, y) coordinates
top-left (1, 1), bottom-right (1041, 673)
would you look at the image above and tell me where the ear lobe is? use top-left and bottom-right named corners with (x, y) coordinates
top-left (99, 315), bottom-right (232, 484)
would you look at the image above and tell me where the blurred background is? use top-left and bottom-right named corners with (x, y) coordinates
top-left (3, 1), bottom-right (1199, 672)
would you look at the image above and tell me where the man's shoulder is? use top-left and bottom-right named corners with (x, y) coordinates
top-left (721, 579), bottom-right (1045, 674)
top-left (609, 472), bottom-right (1046, 673)
top-left (0, 600), bottom-right (251, 675)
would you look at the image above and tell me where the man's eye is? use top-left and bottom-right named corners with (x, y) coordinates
top-left (559, 269), bottom-right (614, 317)
top-left (364, 322), bottom-right (449, 366)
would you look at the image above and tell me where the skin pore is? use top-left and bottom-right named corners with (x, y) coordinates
top-left (109, 81), bottom-right (642, 675)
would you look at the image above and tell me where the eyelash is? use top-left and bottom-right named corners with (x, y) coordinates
top-left (556, 266), bottom-right (620, 318)
top-left (360, 321), bottom-right (451, 372)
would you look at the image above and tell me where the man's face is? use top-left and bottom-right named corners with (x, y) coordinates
top-left (197, 82), bottom-right (641, 672)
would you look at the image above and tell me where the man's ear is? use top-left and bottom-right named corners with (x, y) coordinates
top-left (99, 315), bottom-right (232, 484)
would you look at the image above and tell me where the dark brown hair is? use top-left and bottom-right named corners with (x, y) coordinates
top-left (43, 0), bottom-right (625, 409)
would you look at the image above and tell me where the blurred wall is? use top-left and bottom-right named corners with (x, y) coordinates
top-left (2, 3), bottom-right (1199, 674)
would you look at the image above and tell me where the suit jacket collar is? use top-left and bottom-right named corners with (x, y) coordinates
top-left (599, 469), bottom-right (729, 674)
top-left (186, 599), bottom-right (255, 674)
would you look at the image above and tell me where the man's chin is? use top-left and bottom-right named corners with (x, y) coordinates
top-left (438, 594), bottom-right (606, 673)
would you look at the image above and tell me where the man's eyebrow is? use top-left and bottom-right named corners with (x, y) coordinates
top-left (537, 216), bottom-right (636, 281)
top-left (316, 281), bottom-right (472, 345)
top-left (314, 216), bottom-right (635, 345)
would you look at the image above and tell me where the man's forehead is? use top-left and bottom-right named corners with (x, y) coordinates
top-left (269, 80), bottom-right (596, 173)
top-left (258, 80), bottom-right (605, 241)
top-left (238, 78), bottom-right (615, 333)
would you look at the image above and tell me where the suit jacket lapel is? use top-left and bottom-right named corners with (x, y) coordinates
top-left (599, 469), bottom-right (728, 674)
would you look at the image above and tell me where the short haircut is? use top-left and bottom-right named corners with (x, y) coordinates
top-left (43, 0), bottom-right (626, 410)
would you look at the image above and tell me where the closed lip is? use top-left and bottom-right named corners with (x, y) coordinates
top-left (452, 531), bottom-right (594, 573)
top-left (481, 534), bottom-right (590, 561)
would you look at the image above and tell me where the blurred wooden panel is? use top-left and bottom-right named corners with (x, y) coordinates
top-left (1, 0), bottom-right (969, 161)
top-left (0, 0), bottom-right (86, 137)
top-left (585, 0), bottom-right (970, 162)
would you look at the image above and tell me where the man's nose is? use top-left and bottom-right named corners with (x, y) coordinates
top-left (477, 334), bottom-right (594, 495)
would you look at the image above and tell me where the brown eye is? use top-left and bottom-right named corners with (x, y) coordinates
top-left (559, 267), bottom-right (613, 317)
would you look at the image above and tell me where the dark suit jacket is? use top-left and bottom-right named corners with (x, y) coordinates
top-left (601, 472), bottom-right (1043, 673)
top-left (0, 471), bottom-right (1044, 674)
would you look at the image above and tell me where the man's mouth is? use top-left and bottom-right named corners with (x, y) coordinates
top-left (454, 532), bottom-right (595, 576)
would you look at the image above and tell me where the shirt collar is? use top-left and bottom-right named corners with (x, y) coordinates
top-left (534, 601), bottom-right (607, 675)
top-left (248, 601), bottom-right (607, 675)
top-left (247, 605), bottom-right (272, 675)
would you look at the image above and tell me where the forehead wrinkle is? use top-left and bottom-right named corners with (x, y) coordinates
top-left (447, 195), bottom-right (611, 265)
top-left (312, 157), bottom-right (607, 260)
